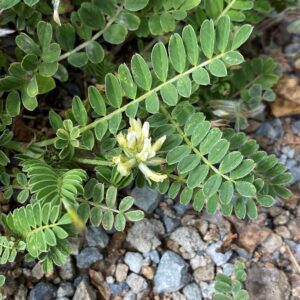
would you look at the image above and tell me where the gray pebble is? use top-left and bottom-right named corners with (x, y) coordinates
top-left (131, 186), bottom-right (162, 213)
top-left (183, 283), bottom-right (203, 300)
top-left (85, 226), bottom-right (109, 248)
top-left (29, 282), bottom-right (57, 300)
top-left (207, 241), bottom-right (232, 266)
top-left (124, 252), bottom-right (144, 273)
top-left (154, 251), bottom-right (192, 293)
top-left (76, 247), bottom-right (103, 269)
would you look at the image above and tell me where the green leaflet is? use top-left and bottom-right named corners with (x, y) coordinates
top-left (160, 83), bottom-right (178, 106)
top-left (231, 24), bottom-right (253, 50)
top-left (146, 92), bottom-right (160, 113)
top-left (88, 86), bottom-right (106, 116)
top-left (131, 54), bottom-right (152, 91)
top-left (151, 43), bottom-right (169, 82)
top-left (182, 25), bottom-right (199, 66)
top-left (235, 181), bottom-right (256, 197)
top-left (192, 68), bottom-right (210, 85)
top-left (72, 96), bottom-right (87, 126)
top-left (168, 33), bottom-right (186, 73)
top-left (118, 64), bottom-right (137, 99)
top-left (105, 74), bottom-right (122, 108)
top-left (209, 59), bottom-right (227, 77)
top-left (86, 41), bottom-right (104, 64)
top-left (200, 19), bottom-right (215, 58)
top-left (203, 174), bottom-right (222, 197)
top-left (216, 16), bottom-right (230, 53)
top-left (176, 75), bottom-right (192, 98)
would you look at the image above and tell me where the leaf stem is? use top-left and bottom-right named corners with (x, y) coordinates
top-left (215, 0), bottom-right (237, 23)
top-left (160, 104), bottom-right (235, 183)
top-left (32, 51), bottom-right (228, 148)
top-left (58, 4), bottom-right (124, 61)
top-left (73, 157), bottom-right (113, 166)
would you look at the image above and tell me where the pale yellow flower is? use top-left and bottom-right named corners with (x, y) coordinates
top-left (113, 118), bottom-right (167, 183)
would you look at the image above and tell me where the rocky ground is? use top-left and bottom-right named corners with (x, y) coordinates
top-left (2, 175), bottom-right (300, 300)
top-left (3, 20), bottom-right (300, 300)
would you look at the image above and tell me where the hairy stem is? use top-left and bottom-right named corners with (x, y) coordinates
top-left (32, 51), bottom-right (229, 149)
top-left (160, 104), bottom-right (235, 183)
top-left (58, 4), bottom-right (124, 61)
top-left (73, 157), bottom-right (113, 166)
top-left (215, 0), bottom-right (237, 23)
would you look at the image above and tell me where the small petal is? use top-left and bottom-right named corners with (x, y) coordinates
top-left (142, 122), bottom-right (150, 138)
top-left (138, 163), bottom-right (167, 183)
top-left (146, 157), bottom-right (166, 166)
top-left (129, 118), bottom-right (142, 141)
top-left (117, 132), bottom-right (127, 148)
top-left (152, 135), bottom-right (166, 152)
top-left (137, 138), bottom-right (153, 162)
top-left (127, 132), bottom-right (137, 149)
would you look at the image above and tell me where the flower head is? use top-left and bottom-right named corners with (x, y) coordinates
top-left (113, 118), bottom-right (167, 183)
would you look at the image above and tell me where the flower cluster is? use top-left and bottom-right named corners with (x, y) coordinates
top-left (112, 119), bottom-right (167, 183)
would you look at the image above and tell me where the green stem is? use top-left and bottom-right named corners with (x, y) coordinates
top-left (78, 198), bottom-right (120, 214)
top-left (32, 51), bottom-right (229, 149)
top-left (58, 4), bottom-right (124, 61)
top-left (215, 0), bottom-right (237, 23)
top-left (160, 104), bottom-right (235, 183)
top-left (73, 157), bottom-right (113, 166)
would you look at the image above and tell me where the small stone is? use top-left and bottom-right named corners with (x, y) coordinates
top-left (168, 291), bottom-right (187, 300)
top-left (173, 202), bottom-right (191, 215)
top-left (143, 250), bottom-right (160, 264)
top-left (126, 219), bottom-right (165, 253)
top-left (273, 211), bottom-right (290, 225)
top-left (123, 291), bottom-right (136, 300)
top-left (124, 252), bottom-right (144, 273)
top-left (106, 276), bottom-right (115, 284)
top-left (115, 264), bottom-right (129, 283)
top-left (123, 291), bottom-right (137, 300)
top-left (194, 220), bottom-right (209, 236)
top-left (109, 282), bottom-right (128, 296)
top-left (193, 264), bottom-right (215, 283)
top-left (76, 247), bottom-right (103, 269)
top-left (141, 266), bottom-right (154, 280)
top-left (126, 274), bottom-right (148, 294)
top-left (275, 226), bottom-right (291, 239)
top-left (281, 146), bottom-right (295, 159)
top-left (269, 206), bottom-right (283, 217)
top-left (85, 226), bottom-right (109, 248)
top-left (292, 120), bottom-right (300, 134)
top-left (57, 283), bottom-right (74, 298)
top-left (28, 282), bottom-right (57, 300)
top-left (73, 280), bottom-right (96, 300)
top-left (183, 283), bottom-right (202, 300)
top-left (289, 166), bottom-right (300, 184)
top-left (163, 215), bottom-right (181, 233)
top-left (246, 267), bottom-right (290, 300)
top-left (190, 255), bottom-right (207, 270)
top-left (256, 122), bottom-right (279, 142)
top-left (59, 257), bottom-right (75, 280)
top-left (199, 282), bottom-right (215, 299)
top-left (154, 251), bottom-right (191, 293)
top-left (31, 263), bottom-right (44, 280)
top-left (222, 263), bottom-right (235, 276)
top-left (14, 284), bottom-right (28, 300)
top-left (169, 227), bottom-right (206, 259)
top-left (207, 242), bottom-right (232, 266)
top-left (291, 274), bottom-right (300, 298)
top-left (261, 233), bottom-right (282, 253)
top-left (131, 186), bottom-right (162, 213)
top-left (74, 274), bottom-right (89, 287)
top-left (287, 218), bottom-right (300, 241)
